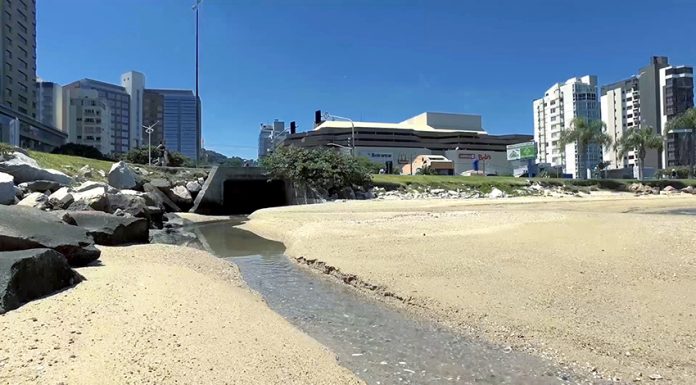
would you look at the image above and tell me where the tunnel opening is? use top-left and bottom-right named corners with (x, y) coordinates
top-left (222, 179), bottom-right (288, 214)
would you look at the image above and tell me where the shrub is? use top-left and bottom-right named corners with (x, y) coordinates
top-left (124, 146), bottom-right (189, 167)
top-left (0, 142), bottom-right (14, 157)
top-left (416, 165), bottom-right (438, 175)
top-left (51, 143), bottom-right (111, 160)
top-left (260, 146), bottom-right (372, 193)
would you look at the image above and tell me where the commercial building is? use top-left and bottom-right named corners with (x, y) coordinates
top-left (36, 79), bottom-right (63, 130)
top-left (143, 89), bottom-right (200, 161)
top-left (533, 75), bottom-right (601, 178)
top-left (258, 120), bottom-right (286, 159)
top-left (0, 0), bottom-right (36, 118)
top-left (63, 78), bottom-right (132, 154)
top-left (600, 57), bottom-right (694, 170)
top-left (280, 111), bottom-right (531, 176)
top-left (62, 87), bottom-right (111, 154)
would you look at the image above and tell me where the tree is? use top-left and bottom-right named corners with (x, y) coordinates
top-left (558, 117), bottom-right (612, 179)
top-left (665, 108), bottom-right (696, 178)
top-left (123, 146), bottom-right (189, 167)
top-left (614, 125), bottom-right (663, 181)
top-left (260, 146), bottom-right (372, 193)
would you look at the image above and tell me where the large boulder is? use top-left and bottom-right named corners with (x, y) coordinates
top-left (143, 182), bottom-right (181, 212)
top-left (78, 165), bottom-right (94, 179)
top-left (168, 185), bottom-right (193, 205)
top-left (0, 151), bottom-right (73, 185)
top-left (0, 172), bottom-right (14, 205)
top-left (62, 211), bottom-right (149, 246)
top-left (105, 193), bottom-right (149, 218)
top-left (16, 192), bottom-right (49, 210)
top-left (48, 187), bottom-right (75, 210)
top-left (107, 161), bottom-right (137, 190)
top-left (0, 248), bottom-right (83, 314)
top-left (186, 181), bottom-right (202, 194)
top-left (18, 180), bottom-right (63, 193)
top-left (488, 187), bottom-right (506, 199)
top-left (74, 181), bottom-right (117, 194)
top-left (69, 187), bottom-right (109, 212)
top-left (0, 205), bottom-right (100, 266)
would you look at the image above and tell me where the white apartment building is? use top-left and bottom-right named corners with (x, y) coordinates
top-left (63, 88), bottom-right (112, 154)
top-left (600, 77), bottom-right (640, 169)
top-left (121, 71), bottom-right (145, 149)
top-left (258, 120), bottom-right (285, 158)
top-left (533, 75), bottom-right (601, 178)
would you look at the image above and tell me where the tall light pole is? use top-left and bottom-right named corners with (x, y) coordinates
top-left (143, 121), bottom-right (160, 165)
top-left (323, 112), bottom-right (355, 156)
top-left (193, 0), bottom-right (203, 167)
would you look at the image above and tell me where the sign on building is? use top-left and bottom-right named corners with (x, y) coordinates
top-left (506, 141), bottom-right (537, 161)
top-left (359, 151), bottom-right (393, 163)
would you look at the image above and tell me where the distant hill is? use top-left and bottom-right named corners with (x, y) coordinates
top-left (202, 149), bottom-right (256, 167)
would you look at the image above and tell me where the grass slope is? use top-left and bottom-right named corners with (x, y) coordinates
top-left (28, 151), bottom-right (113, 181)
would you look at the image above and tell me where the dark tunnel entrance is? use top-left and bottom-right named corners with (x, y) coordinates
top-left (222, 179), bottom-right (288, 214)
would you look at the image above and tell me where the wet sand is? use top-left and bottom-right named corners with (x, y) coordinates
top-left (0, 245), bottom-right (363, 385)
top-left (244, 195), bottom-right (696, 383)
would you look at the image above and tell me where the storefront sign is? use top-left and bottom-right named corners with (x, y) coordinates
top-left (506, 141), bottom-right (537, 161)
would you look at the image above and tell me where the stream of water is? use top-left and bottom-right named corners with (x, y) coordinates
top-left (191, 220), bottom-right (605, 385)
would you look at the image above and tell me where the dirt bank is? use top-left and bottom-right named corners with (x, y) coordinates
top-left (244, 195), bottom-right (696, 383)
top-left (0, 245), bottom-right (363, 385)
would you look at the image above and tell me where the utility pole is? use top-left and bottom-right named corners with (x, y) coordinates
top-left (143, 121), bottom-right (160, 165)
top-left (193, 0), bottom-right (203, 167)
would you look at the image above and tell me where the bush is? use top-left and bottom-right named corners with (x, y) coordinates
top-left (261, 146), bottom-right (372, 193)
top-left (123, 146), bottom-right (188, 167)
top-left (0, 143), bottom-right (14, 157)
top-left (355, 156), bottom-right (383, 174)
top-left (655, 167), bottom-right (690, 179)
top-left (416, 165), bottom-right (438, 175)
top-left (51, 143), bottom-right (111, 160)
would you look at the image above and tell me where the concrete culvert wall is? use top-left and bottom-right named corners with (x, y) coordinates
top-left (222, 179), bottom-right (287, 215)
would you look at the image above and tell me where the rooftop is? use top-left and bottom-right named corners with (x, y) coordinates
top-left (315, 112), bottom-right (486, 134)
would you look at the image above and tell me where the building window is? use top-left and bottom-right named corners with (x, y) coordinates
top-left (17, 21), bottom-right (27, 34)
top-left (4, 50), bottom-right (11, 59)
top-left (4, 10), bottom-right (11, 21)
top-left (18, 58), bottom-right (27, 69)
top-left (4, 63), bottom-right (11, 72)
top-left (6, 75), bottom-right (12, 85)
top-left (17, 94), bottom-right (27, 104)
top-left (18, 82), bottom-right (27, 92)
top-left (17, 34), bottom-right (27, 46)
top-left (17, 70), bottom-right (27, 81)
top-left (5, 88), bottom-right (11, 97)
top-left (18, 106), bottom-right (27, 114)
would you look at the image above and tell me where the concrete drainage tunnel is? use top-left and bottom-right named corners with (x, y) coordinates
top-left (222, 179), bottom-right (287, 215)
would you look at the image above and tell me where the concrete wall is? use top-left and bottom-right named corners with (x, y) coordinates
top-left (444, 149), bottom-right (512, 176)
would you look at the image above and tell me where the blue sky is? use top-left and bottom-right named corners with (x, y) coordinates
top-left (37, 0), bottom-right (696, 159)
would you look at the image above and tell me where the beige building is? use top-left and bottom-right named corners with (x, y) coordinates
top-left (403, 154), bottom-right (454, 175)
top-left (0, 0), bottom-right (36, 118)
top-left (63, 88), bottom-right (112, 154)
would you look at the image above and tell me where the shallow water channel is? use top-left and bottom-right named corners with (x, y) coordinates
top-left (191, 220), bottom-right (603, 385)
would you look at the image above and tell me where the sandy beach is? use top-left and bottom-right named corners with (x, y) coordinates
top-left (0, 245), bottom-right (362, 385)
top-left (244, 195), bottom-right (696, 383)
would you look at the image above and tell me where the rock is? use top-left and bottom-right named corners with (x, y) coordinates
top-left (74, 181), bottom-right (117, 194)
top-left (0, 248), bottom-right (83, 314)
top-left (68, 188), bottom-right (109, 212)
top-left (186, 181), bottom-right (202, 194)
top-left (163, 213), bottom-right (185, 229)
top-left (169, 185), bottom-right (193, 205)
top-left (97, 170), bottom-right (106, 177)
top-left (338, 187), bottom-right (356, 200)
top-left (150, 178), bottom-right (171, 190)
top-left (143, 183), bottom-right (181, 212)
top-left (107, 161), bottom-right (137, 190)
top-left (0, 172), bottom-right (14, 205)
top-left (681, 186), bottom-right (694, 194)
top-left (663, 185), bottom-right (676, 192)
top-left (430, 188), bottom-right (445, 194)
top-left (149, 228), bottom-right (201, 249)
top-left (0, 151), bottom-right (73, 185)
top-left (16, 192), bottom-right (49, 210)
top-left (197, 177), bottom-right (205, 185)
top-left (62, 211), bottom-right (149, 246)
top-left (18, 180), bottom-right (63, 193)
top-left (78, 165), bottom-right (93, 178)
top-left (488, 187), bottom-right (506, 199)
top-left (106, 193), bottom-right (149, 218)
top-left (0, 205), bottom-right (100, 266)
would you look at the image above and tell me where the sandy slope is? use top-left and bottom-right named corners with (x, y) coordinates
top-left (0, 245), bottom-right (362, 385)
top-left (244, 195), bottom-right (696, 384)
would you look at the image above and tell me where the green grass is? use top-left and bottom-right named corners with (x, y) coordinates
top-left (28, 150), bottom-right (113, 181)
top-left (372, 174), bottom-right (696, 193)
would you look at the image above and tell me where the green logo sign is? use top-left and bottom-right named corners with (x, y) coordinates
top-left (506, 142), bottom-right (537, 161)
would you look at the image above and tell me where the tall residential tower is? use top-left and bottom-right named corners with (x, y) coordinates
top-left (1, 0), bottom-right (36, 118)
top-left (533, 75), bottom-right (601, 178)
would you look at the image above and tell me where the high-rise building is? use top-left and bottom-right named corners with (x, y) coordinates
top-left (62, 87), bottom-right (112, 154)
top-left (121, 71), bottom-right (145, 149)
top-left (600, 57), bottom-right (694, 170)
top-left (0, 0), bottom-right (36, 118)
top-left (145, 89), bottom-right (200, 161)
top-left (36, 79), bottom-right (63, 131)
top-left (533, 75), bottom-right (601, 178)
top-left (258, 120), bottom-right (285, 159)
top-left (660, 65), bottom-right (694, 167)
top-left (64, 77), bottom-right (132, 154)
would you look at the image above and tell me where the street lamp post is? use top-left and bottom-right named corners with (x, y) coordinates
top-left (193, 0), bottom-right (203, 167)
top-left (143, 121), bottom-right (159, 165)
top-left (322, 112), bottom-right (355, 156)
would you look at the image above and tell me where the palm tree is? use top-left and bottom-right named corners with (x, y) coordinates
top-left (665, 108), bottom-right (696, 178)
top-left (614, 125), bottom-right (663, 181)
top-left (559, 117), bottom-right (612, 179)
